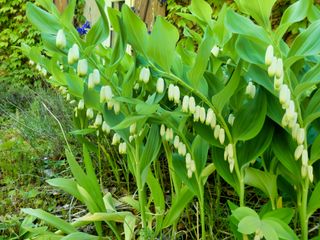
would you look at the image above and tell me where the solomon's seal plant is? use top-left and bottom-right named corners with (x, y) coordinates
top-left (22, 0), bottom-right (320, 239)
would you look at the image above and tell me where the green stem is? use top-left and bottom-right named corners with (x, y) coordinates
top-left (299, 180), bottom-right (309, 240)
top-left (198, 183), bottom-right (206, 240)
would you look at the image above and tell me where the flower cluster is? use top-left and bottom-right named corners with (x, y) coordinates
top-left (77, 21), bottom-right (91, 36)
top-left (224, 144), bottom-right (235, 172)
top-left (265, 45), bottom-right (313, 182)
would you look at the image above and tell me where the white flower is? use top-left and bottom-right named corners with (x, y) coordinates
top-left (130, 123), bottom-right (136, 135)
top-left (86, 108), bottom-right (94, 119)
top-left (92, 69), bottom-right (100, 85)
top-left (182, 96), bottom-right (189, 113)
top-left (173, 86), bottom-right (180, 104)
top-left (296, 128), bottom-right (305, 145)
top-left (174, 135), bottom-right (180, 148)
top-left (119, 142), bottom-right (127, 154)
top-left (281, 114), bottom-right (289, 127)
top-left (210, 113), bottom-right (217, 129)
top-left (228, 114), bottom-right (235, 126)
top-left (88, 74), bottom-right (95, 89)
top-left (165, 128), bottom-right (173, 141)
top-left (279, 84), bottom-right (290, 108)
top-left (156, 77), bottom-right (164, 93)
top-left (206, 108), bottom-right (214, 126)
top-left (133, 83), bottom-right (140, 90)
top-left (94, 114), bottom-right (102, 127)
top-left (229, 158), bottom-right (235, 173)
top-left (56, 29), bottom-right (66, 49)
top-left (77, 59), bottom-right (88, 76)
top-left (294, 145), bottom-right (304, 160)
top-left (274, 74), bottom-right (283, 91)
top-left (301, 165), bottom-right (308, 178)
top-left (301, 149), bottom-right (308, 166)
top-left (214, 125), bottom-right (221, 139)
top-left (178, 142), bottom-right (186, 156)
top-left (219, 128), bottom-right (225, 144)
top-left (78, 99), bottom-right (85, 110)
top-left (107, 100), bottom-right (114, 110)
top-left (113, 101), bottom-right (120, 115)
top-left (139, 67), bottom-right (150, 83)
top-left (100, 86), bottom-right (113, 103)
top-left (275, 58), bottom-right (283, 78)
top-left (211, 45), bottom-right (220, 57)
top-left (268, 57), bottom-right (277, 77)
top-left (245, 81), bottom-right (256, 99)
top-left (168, 84), bottom-right (174, 101)
top-left (265, 45), bottom-right (274, 66)
top-left (112, 133), bottom-right (121, 145)
top-left (308, 165), bottom-right (314, 183)
top-left (160, 124), bottom-right (166, 137)
top-left (193, 106), bottom-right (201, 122)
top-left (102, 121), bottom-right (110, 134)
top-left (66, 94), bottom-right (70, 101)
top-left (292, 123), bottom-right (300, 140)
top-left (186, 153), bottom-right (196, 178)
top-left (29, 60), bottom-right (35, 65)
top-left (68, 44), bottom-right (79, 64)
top-left (199, 107), bottom-right (206, 123)
top-left (188, 96), bottom-right (196, 113)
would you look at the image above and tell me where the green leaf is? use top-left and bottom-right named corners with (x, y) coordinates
top-left (311, 133), bottom-right (320, 163)
top-left (147, 17), bottom-right (179, 72)
top-left (69, 128), bottom-right (96, 135)
top-left (122, 5), bottom-right (148, 55)
top-left (112, 115), bottom-right (147, 130)
top-left (212, 4), bottom-right (232, 46)
top-left (46, 178), bottom-right (83, 202)
top-left (238, 215), bottom-right (261, 234)
top-left (232, 90), bottom-right (267, 141)
top-left (212, 63), bottom-right (242, 113)
top-left (304, 88), bottom-right (320, 126)
top-left (262, 208), bottom-right (294, 224)
top-left (66, 71), bottom-right (84, 98)
top-left (79, 212), bottom-right (132, 223)
top-left (61, 232), bottom-right (99, 240)
top-left (244, 168), bottom-right (278, 203)
top-left (232, 207), bottom-right (259, 221)
top-left (262, 218), bottom-right (298, 240)
top-left (189, 0), bottom-right (212, 24)
top-left (83, 86), bottom-right (104, 112)
top-left (22, 208), bottom-right (77, 234)
top-left (86, 18), bottom-right (109, 47)
top-left (261, 220), bottom-right (279, 240)
top-left (236, 36), bottom-right (266, 65)
top-left (192, 136), bottom-right (209, 175)
top-left (124, 215), bottom-right (136, 240)
top-left (289, 20), bottom-right (320, 58)
top-left (188, 27), bottom-right (215, 88)
top-left (236, 0), bottom-right (276, 28)
top-left (61, 0), bottom-right (76, 25)
top-left (307, 181), bottom-right (320, 217)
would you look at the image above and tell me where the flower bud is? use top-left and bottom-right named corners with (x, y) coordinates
top-left (156, 77), bottom-right (164, 93)
top-left (301, 149), bottom-right (308, 166)
top-left (297, 128), bottom-right (305, 145)
top-left (308, 165), bottom-right (314, 183)
top-left (112, 133), bottom-right (121, 145)
top-left (294, 145), bottom-right (304, 160)
top-left (139, 67), bottom-right (150, 83)
top-left (68, 44), bottom-right (79, 64)
top-left (129, 135), bottom-right (134, 142)
top-left (227, 144), bottom-right (233, 158)
top-left (174, 135), bottom-right (180, 149)
top-left (134, 83), bottom-right (140, 90)
top-left (100, 86), bottom-right (113, 103)
top-left (173, 86), bottom-right (180, 104)
top-left (102, 121), bottom-right (110, 134)
top-left (211, 45), bottom-right (220, 57)
top-left (210, 113), bottom-right (217, 129)
top-left (292, 123), bottom-right (300, 140)
top-left (119, 142), bottom-right (127, 154)
top-left (288, 112), bottom-right (298, 129)
top-left (281, 114), bottom-right (289, 128)
top-left (301, 165), bottom-right (308, 178)
top-left (193, 106), bottom-right (201, 122)
top-left (92, 69), bottom-right (100, 85)
top-left (94, 113), bottom-right (102, 127)
top-left (206, 108), bottom-right (214, 125)
top-left (187, 169), bottom-right (193, 178)
top-left (78, 99), bottom-right (85, 110)
top-left (113, 101), bottom-right (120, 115)
top-left (279, 84), bottom-right (290, 107)
top-left (130, 123), bottom-right (136, 135)
top-left (214, 125), bottom-right (221, 139)
top-left (245, 81), bottom-right (256, 99)
top-left (178, 142), bottom-right (186, 156)
top-left (268, 57), bottom-right (277, 77)
top-left (265, 45), bottom-right (274, 66)
top-left (168, 84), bottom-right (174, 101)
top-left (86, 108), bottom-right (94, 119)
top-left (165, 128), bottom-right (173, 141)
top-left (228, 113), bottom-right (235, 126)
top-left (160, 124), bottom-right (166, 137)
top-left (219, 128), bottom-right (225, 144)
top-left (188, 96), bottom-right (196, 113)
top-left (275, 58), bottom-right (283, 78)
top-left (88, 74), bottom-right (95, 89)
top-left (56, 29), bottom-right (66, 49)
top-left (274, 74), bottom-right (283, 91)
top-left (77, 59), bottom-right (88, 77)
top-left (66, 93), bottom-right (70, 101)
top-left (182, 95), bottom-right (189, 113)
top-left (229, 158), bottom-right (235, 173)
top-left (199, 107), bottom-right (206, 123)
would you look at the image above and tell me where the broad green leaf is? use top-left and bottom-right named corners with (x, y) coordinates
top-left (212, 5), bottom-right (232, 46)
top-left (236, 36), bottom-right (266, 65)
top-left (22, 208), bottom-right (77, 234)
top-left (289, 20), bottom-right (320, 58)
top-left (124, 215), bottom-right (136, 240)
top-left (262, 208), bottom-right (294, 225)
top-left (61, 0), bottom-right (76, 25)
top-left (304, 88), bottom-right (320, 126)
top-left (122, 5), bottom-right (148, 55)
top-left (225, 9), bottom-right (269, 42)
top-left (162, 186), bottom-right (194, 228)
top-left (248, 65), bottom-right (274, 94)
top-left (194, 123), bottom-right (222, 148)
top-left (188, 27), bottom-right (215, 88)
top-left (212, 63), bottom-right (242, 113)
top-left (135, 103), bottom-right (159, 115)
top-left (61, 232), bottom-right (99, 240)
top-left (311, 134), bottom-right (320, 163)
top-left (232, 207), bottom-right (259, 221)
top-left (232, 90), bottom-right (267, 141)
top-left (189, 0), bottom-right (212, 24)
top-left (147, 17), bottom-right (179, 72)
top-left (262, 218), bottom-right (298, 240)
top-left (66, 71), bottom-right (84, 98)
top-left (308, 5), bottom-right (320, 22)
top-left (112, 115), bottom-right (147, 130)
top-left (307, 181), bottom-right (320, 217)
top-left (244, 168), bottom-right (278, 204)
top-left (86, 18), bottom-right (109, 47)
top-left (261, 221), bottom-right (279, 240)
top-left (69, 128), bottom-right (96, 135)
top-left (46, 178), bottom-right (83, 202)
top-left (238, 215), bottom-right (260, 234)
top-left (236, 0), bottom-right (276, 28)
top-left (192, 135), bottom-right (209, 175)
top-left (26, 3), bottom-right (60, 34)
top-left (79, 212), bottom-right (131, 223)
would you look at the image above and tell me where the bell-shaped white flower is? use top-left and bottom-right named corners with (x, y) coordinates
top-left (292, 123), bottom-right (300, 140)
top-left (265, 45), bottom-right (274, 66)
top-left (294, 145), bottom-right (304, 160)
top-left (77, 59), bottom-right (88, 77)
top-left (308, 165), bottom-right (314, 183)
top-left (228, 114), bottom-right (235, 126)
top-left (199, 107), bottom-right (206, 123)
top-left (274, 74), bottom-right (284, 91)
top-left (296, 128), bottom-right (305, 145)
top-left (107, 100), bottom-right (114, 110)
top-left (88, 74), bottom-right (95, 89)
top-left (275, 58), bottom-right (283, 78)
top-left (301, 165), bottom-right (308, 178)
top-left (229, 158), bottom-right (235, 173)
top-left (100, 86), bottom-right (113, 103)
top-left (102, 121), bottom-right (110, 134)
top-left (301, 149), bottom-right (308, 166)
top-left (92, 69), bottom-right (100, 85)
top-left (188, 96), bottom-right (196, 113)
top-left (279, 84), bottom-right (290, 108)
top-left (268, 57), bottom-right (277, 77)
top-left (78, 99), bottom-right (85, 110)
top-left (86, 108), bottom-right (94, 119)
top-left (178, 142), bottom-right (186, 156)
top-left (219, 128), bottom-right (225, 144)
top-left (211, 45), bottom-right (220, 57)
top-left (156, 77), bottom-right (164, 93)
top-left (210, 113), bottom-right (217, 129)
top-left (139, 67), bottom-right (150, 83)
top-left (160, 124), bottom-right (166, 137)
top-left (245, 81), bottom-right (256, 99)
top-left (68, 44), bottom-right (79, 64)
top-left (173, 86), bottom-right (180, 104)
top-left (130, 123), bottom-right (136, 135)
top-left (193, 106), bottom-right (201, 122)
top-left (174, 135), bottom-right (180, 149)
top-left (119, 142), bottom-right (127, 155)
top-left (214, 125), bottom-right (221, 139)
top-left (205, 108), bottom-right (214, 126)
top-left (168, 84), bottom-right (174, 101)
top-left (56, 29), bottom-right (66, 49)
top-left (182, 96), bottom-right (189, 113)
top-left (112, 133), bottom-right (121, 145)
top-left (113, 101), bottom-right (120, 115)
top-left (94, 114), bottom-right (102, 127)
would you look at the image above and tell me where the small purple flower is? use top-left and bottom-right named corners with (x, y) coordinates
top-left (77, 21), bottom-right (91, 36)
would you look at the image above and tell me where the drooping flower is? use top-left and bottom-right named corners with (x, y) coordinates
top-left (205, 108), bottom-right (214, 126)
top-left (92, 69), bottom-right (100, 85)
top-left (294, 145), bottom-right (304, 160)
top-left (100, 86), bottom-right (113, 103)
top-left (188, 96), bottom-right (196, 113)
top-left (56, 29), bottom-right (66, 49)
top-left (228, 113), bottom-right (235, 126)
top-left (68, 44), bottom-right (79, 64)
top-left (245, 81), bottom-right (256, 99)
top-left (211, 45), bottom-right (220, 57)
top-left (139, 67), bottom-right (150, 83)
top-left (86, 108), bottom-right (94, 119)
top-left (268, 57), bottom-right (277, 77)
top-left (265, 45), bottom-right (274, 66)
top-left (78, 99), bottom-right (85, 110)
top-left (94, 114), bottom-right (102, 127)
top-left (173, 86), bottom-right (180, 104)
top-left (102, 121), bottom-right (110, 134)
top-left (77, 59), bottom-right (88, 76)
top-left (182, 96), bottom-right (189, 113)
top-left (156, 77), bottom-right (164, 93)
